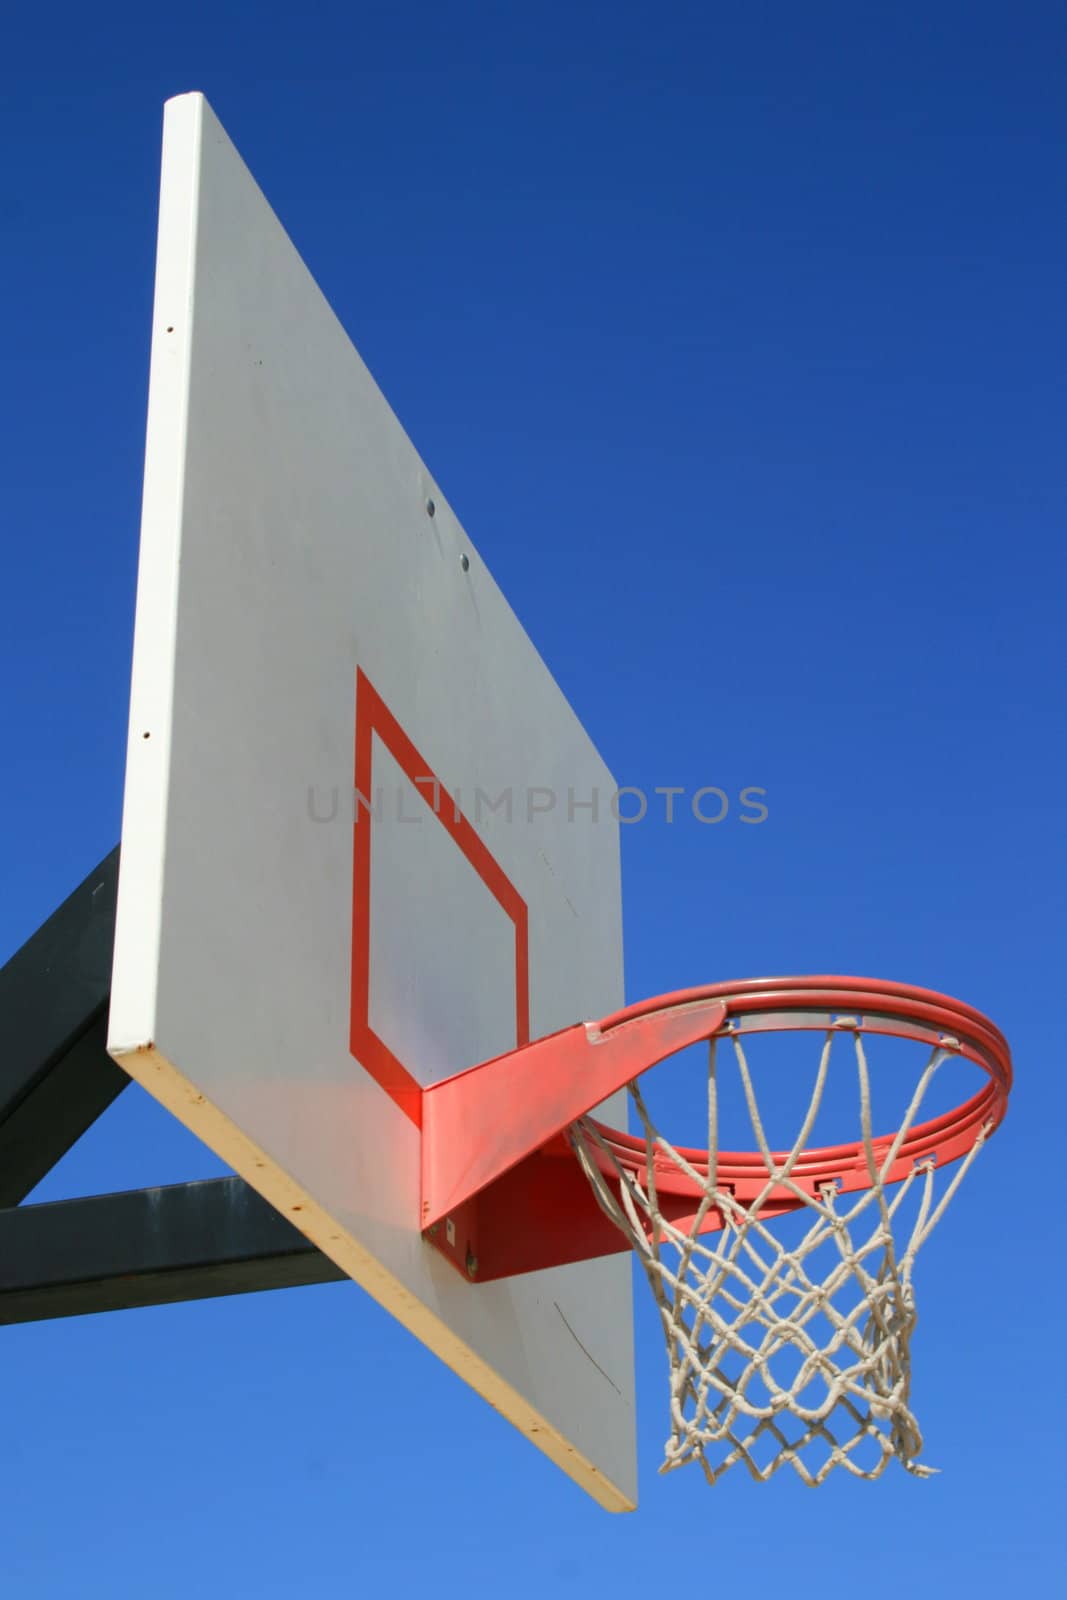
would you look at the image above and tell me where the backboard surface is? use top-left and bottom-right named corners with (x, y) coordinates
top-left (108, 93), bottom-right (635, 1509)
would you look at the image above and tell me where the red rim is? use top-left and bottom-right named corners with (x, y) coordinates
top-left (585, 976), bottom-right (1012, 1203)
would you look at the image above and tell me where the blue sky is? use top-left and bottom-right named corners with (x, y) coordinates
top-left (2, 2), bottom-right (1064, 1593)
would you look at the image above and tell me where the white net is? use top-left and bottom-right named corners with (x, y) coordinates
top-left (570, 1021), bottom-right (990, 1485)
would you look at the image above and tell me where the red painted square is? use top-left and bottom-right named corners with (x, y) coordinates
top-left (349, 668), bottom-right (530, 1126)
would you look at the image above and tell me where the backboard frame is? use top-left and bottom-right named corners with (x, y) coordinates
top-left (107, 92), bottom-right (637, 1511)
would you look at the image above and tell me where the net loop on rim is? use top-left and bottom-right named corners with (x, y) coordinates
top-left (568, 982), bottom-right (1010, 1486)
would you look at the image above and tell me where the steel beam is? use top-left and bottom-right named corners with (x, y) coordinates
top-left (0, 1175), bottom-right (346, 1324)
top-left (0, 847), bottom-right (128, 1205)
top-left (0, 853), bottom-right (346, 1323)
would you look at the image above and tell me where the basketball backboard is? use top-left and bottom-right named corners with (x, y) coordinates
top-left (107, 93), bottom-right (635, 1509)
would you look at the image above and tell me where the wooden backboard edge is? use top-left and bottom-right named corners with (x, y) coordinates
top-left (108, 1040), bottom-right (637, 1512)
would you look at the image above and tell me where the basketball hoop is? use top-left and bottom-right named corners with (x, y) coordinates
top-left (421, 977), bottom-right (1012, 1485)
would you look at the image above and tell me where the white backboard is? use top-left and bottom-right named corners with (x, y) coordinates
top-left (108, 93), bottom-right (635, 1509)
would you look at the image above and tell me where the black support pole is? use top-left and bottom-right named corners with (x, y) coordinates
top-left (0, 1176), bottom-right (346, 1324)
top-left (0, 848), bottom-right (128, 1205)
top-left (0, 853), bottom-right (346, 1323)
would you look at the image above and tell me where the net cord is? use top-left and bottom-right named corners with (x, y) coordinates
top-left (569, 1023), bottom-right (990, 1485)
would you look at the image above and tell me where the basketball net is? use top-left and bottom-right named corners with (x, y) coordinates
top-left (570, 1021), bottom-right (990, 1484)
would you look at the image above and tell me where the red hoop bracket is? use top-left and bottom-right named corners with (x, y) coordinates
top-left (420, 977), bottom-right (1012, 1283)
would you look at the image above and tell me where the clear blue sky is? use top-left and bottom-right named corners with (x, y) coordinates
top-left (2, 2), bottom-right (1064, 1593)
